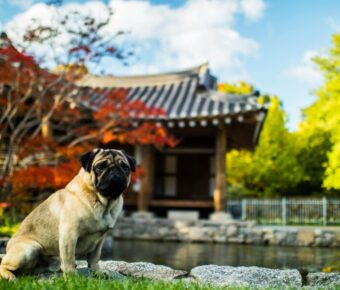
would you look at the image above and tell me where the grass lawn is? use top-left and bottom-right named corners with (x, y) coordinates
top-left (0, 275), bottom-right (278, 290)
top-left (0, 275), bottom-right (318, 290)
top-left (0, 272), bottom-right (337, 290)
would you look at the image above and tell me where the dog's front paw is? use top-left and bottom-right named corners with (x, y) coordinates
top-left (89, 263), bottom-right (100, 272)
top-left (61, 264), bottom-right (78, 277)
top-left (0, 267), bottom-right (16, 280)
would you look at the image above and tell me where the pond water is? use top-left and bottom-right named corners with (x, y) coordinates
top-left (103, 240), bottom-right (336, 271)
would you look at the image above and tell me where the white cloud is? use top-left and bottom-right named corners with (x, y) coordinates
top-left (287, 50), bottom-right (323, 84)
top-left (5, 0), bottom-right (266, 81)
top-left (240, 0), bottom-right (266, 21)
top-left (5, 2), bottom-right (111, 67)
top-left (326, 17), bottom-right (340, 33)
top-left (7, 0), bottom-right (34, 10)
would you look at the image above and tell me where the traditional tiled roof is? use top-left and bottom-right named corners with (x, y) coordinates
top-left (78, 63), bottom-right (265, 122)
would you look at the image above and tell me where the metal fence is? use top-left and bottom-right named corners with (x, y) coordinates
top-left (227, 198), bottom-right (340, 225)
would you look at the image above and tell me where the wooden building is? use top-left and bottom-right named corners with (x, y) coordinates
top-left (79, 64), bottom-right (267, 216)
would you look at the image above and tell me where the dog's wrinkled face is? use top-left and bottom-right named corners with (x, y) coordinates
top-left (80, 148), bottom-right (136, 199)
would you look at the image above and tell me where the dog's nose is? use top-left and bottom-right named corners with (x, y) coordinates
top-left (109, 167), bottom-right (125, 178)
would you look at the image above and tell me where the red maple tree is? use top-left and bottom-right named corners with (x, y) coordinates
top-left (0, 14), bottom-right (176, 209)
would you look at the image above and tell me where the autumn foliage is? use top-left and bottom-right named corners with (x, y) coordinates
top-left (0, 32), bottom-right (176, 206)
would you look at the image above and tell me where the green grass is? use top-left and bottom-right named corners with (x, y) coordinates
top-left (0, 275), bottom-right (253, 290)
top-left (0, 275), bottom-right (319, 290)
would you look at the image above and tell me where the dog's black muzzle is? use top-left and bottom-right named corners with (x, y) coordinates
top-left (97, 167), bottom-right (128, 199)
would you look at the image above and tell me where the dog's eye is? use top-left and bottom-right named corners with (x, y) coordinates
top-left (95, 162), bottom-right (107, 172)
top-left (121, 163), bottom-right (130, 171)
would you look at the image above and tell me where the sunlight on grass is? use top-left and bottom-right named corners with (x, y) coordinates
top-left (0, 276), bottom-right (252, 290)
top-left (0, 275), bottom-right (305, 290)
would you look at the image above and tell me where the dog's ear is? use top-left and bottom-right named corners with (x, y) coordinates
top-left (80, 150), bottom-right (96, 172)
top-left (122, 150), bottom-right (136, 172)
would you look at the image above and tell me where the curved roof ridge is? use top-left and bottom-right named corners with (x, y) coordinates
top-left (78, 63), bottom-right (208, 88)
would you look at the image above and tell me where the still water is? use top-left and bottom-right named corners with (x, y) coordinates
top-left (104, 240), bottom-right (337, 271)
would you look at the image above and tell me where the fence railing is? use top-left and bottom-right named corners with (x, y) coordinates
top-left (227, 198), bottom-right (340, 225)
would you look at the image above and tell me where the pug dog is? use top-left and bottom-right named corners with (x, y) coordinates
top-left (0, 148), bottom-right (136, 280)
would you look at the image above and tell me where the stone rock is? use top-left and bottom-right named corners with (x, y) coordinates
top-left (131, 211), bottom-right (154, 220)
top-left (82, 260), bottom-right (187, 281)
top-left (36, 260), bottom-right (126, 280)
top-left (213, 235), bottom-right (227, 243)
top-left (98, 260), bottom-right (129, 272)
top-left (76, 260), bottom-right (88, 268)
top-left (274, 231), bottom-right (289, 245)
top-left (209, 212), bottom-right (233, 223)
top-left (307, 272), bottom-right (340, 287)
top-left (297, 230), bottom-right (315, 246)
top-left (187, 227), bottom-right (212, 242)
top-left (174, 220), bottom-right (191, 230)
top-left (227, 234), bottom-right (244, 243)
top-left (157, 227), bottom-right (170, 237)
top-left (37, 260), bottom-right (126, 280)
top-left (262, 229), bottom-right (274, 244)
top-left (190, 265), bottom-right (302, 288)
top-left (226, 225), bottom-right (238, 237)
top-left (115, 262), bottom-right (187, 281)
top-left (245, 229), bottom-right (263, 244)
top-left (110, 216), bottom-right (340, 247)
top-left (284, 231), bottom-right (298, 246)
top-left (167, 210), bottom-right (199, 221)
top-left (271, 230), bottom-right (298, 246)
top-left (314, 230), bottom-right (336, 247)
top-left (76, 260), bottom-right (127, 280)
top-left (113, 228), bottom-right (134, 239)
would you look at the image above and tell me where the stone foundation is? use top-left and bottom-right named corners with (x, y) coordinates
top-left (113, 217), bottom-right (340, 247)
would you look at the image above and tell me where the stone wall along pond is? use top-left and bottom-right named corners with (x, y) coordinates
top-left (112, 216), bottom-right (340, 247)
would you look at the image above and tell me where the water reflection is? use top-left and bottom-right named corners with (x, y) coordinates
top-left (103, 240), bottom-right (336, 271)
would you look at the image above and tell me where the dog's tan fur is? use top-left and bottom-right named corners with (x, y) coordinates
top-left (0, 149), bottom-right (133, 280)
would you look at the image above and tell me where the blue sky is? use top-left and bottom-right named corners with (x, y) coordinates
top-left (235, 0), bottom-right (339, 129)
top-left (1, 0), bottom-right (339, 130)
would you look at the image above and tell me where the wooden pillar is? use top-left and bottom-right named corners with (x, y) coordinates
top-left (138, 145), bottom-right (154, 211)
top-left (213, 125), bottom-right (227, 212)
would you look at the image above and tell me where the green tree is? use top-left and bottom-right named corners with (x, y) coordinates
top-left (226, 96), bottom-right (304, 197)
top-left (301, 34), bottom-right (340, 191)
top-left (217, 81), bottom-right (253, 94)
top-left (293, 128), bottom-right (332, 196)
top-left (251, 97), bottom-right (303, 196)
top-left (226, 149), bottom-right (254, 198)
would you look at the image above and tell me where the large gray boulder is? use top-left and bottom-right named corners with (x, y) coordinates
top-left (190, 265), bottom-right (302, 288)
top-left (98, 260), bottom-right (128, 272)
top-left (307, 272), bottom-right (340, 288)
top-left (75, 260), bottom-right (126, 279)
top-left (99, 261), bottom-right (187, 281)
